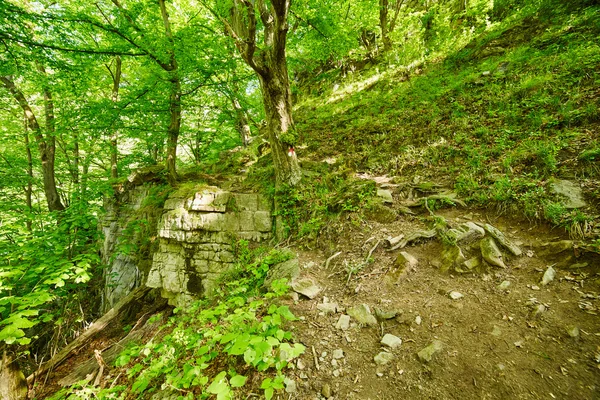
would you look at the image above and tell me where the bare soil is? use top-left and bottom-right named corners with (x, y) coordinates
top-left (283, 208), bottom-right (600, 400)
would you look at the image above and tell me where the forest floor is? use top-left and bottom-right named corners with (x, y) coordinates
top-left (278, 187), bottom-right (600, 400)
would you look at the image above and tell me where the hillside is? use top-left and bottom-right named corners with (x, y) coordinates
top-left (294, 4), bottom-right (599, 244)
top-left (1, 1), bottom-right (599, 399)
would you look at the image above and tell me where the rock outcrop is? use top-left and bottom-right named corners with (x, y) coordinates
top-left (100, 185), bottom-right (162, 312)
top-left (146, 187), bottom-right (272, 306)
top-left (101, 183), bottom-right (273, 309)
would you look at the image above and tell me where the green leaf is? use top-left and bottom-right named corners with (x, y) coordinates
top-left (264, 387), bottom-right (274, 400)
top-left (208, 376), bottom-right (232, 400)
top-left (229, 374), bottom-right (247, 388)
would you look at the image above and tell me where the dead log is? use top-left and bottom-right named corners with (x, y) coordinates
top-left (0, 352), bottom-right (28, 400)
top-left (58, 312), bottom-right (164, 387)
top-left (28, 286), bottom-right (152, 384)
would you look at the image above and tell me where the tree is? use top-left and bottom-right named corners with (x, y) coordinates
top-left (218, 0), bottom-right (301, 186)
top-left (0, 76), bottom-right (65, 212)
top-left (379, 0), bottom-right (406, 52)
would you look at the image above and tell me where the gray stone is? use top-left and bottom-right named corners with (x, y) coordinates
top-left (491, 325), bottom-right (502, 337)
top-left (395, 251), bottom-right (418, 268)
top-left (163, 197), bottom-right (187, 210)
top-left (541, 266), bottom-right (556, 286)
top-left (291, 278), bottom-right (321, 299)
top-left (284, 377), bottom-right (297, 394)
top-left (374, 351), bottom-right (395, 365)
top-left (484, 224), bottom-right (522, 256)
top-left (332, 349), bottom-right (344, 359)
top-left (264, 258), bottom-right (300, 289)
top-left (222, 213), bottom-right (240, 231)
top-left (440, 243), bottom-right (466, 273)
top-left (321, 383), bottom-right (332, 399)
top-left (105, 183), bottom-right (276, 310)
top-left (188, 189), bottom-right (230, 212)
top-left (233, 193), bottom-right (258, 211)
top-left (317, 303), bottom-right (338, 314)
top-left (377, 189), bottom-right (394, 204)
top-left (550, 179), bottom-right (586, 209)
top-left (381, 334), bottom-right (402, 348)
top-left (498, 280), bottom-right (511, 290)
top-left (417, 340), bottom-right (443, 363)
top-left (335, 315), bottom-right (351, 330)
top-left (374, 308), bottom-right (398, 320)
top-left (532, 304), bottom-right (546, 318)
top-left (480, 237), bottom-right (506, 268)
top-left (365, 202), bottom-right (397, 223)
top-left (257, 195), bottom-right (272, 212)
top-left (567, 326), bottom-right (580, 338)
top-left (347, 304), bottom-right (378, 326)
top-left (239, 211), bottom-right (255, 231)
top-left (449, 291), bottom-right (464, 300)
top-left (536, 240), bottom-right (573, 256)
top-left (254, 211), bottom-right (273, 232)
top-left (463, 257), bottom-right (481, 271)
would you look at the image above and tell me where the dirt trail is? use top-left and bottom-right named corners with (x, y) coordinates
top-left (283, 208), bottom-right (600, 400)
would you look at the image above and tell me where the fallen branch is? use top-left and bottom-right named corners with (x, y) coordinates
top-left (311, 346), bottom-right (320, 371)
top-left (28, 286), bottom-right (152, 384)
top-left (365, 240), bottom-right (381, 263)
top-left (325, 251), bottom-right (342, 270)
top-left (58, 310), bottom-right (165, 387)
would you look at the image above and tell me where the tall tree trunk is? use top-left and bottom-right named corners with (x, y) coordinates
top-left (110, 56), bottom-right (121, 179)
top-left (380, 0), bottom-right (392, 52)
top-left (224, 0), bottom-right (301, 187)
top-left (24, 113), bottom-right (33, 232)
top-left (231, 96), bottom-right (252, 146)
top-left (379, 0), bottom-right (405, 52)
top-left (1, 76), bottom-right (65, 212)
top-left (258, 74), bottom-right (301, 186)
top-left (159, 0), bottom-right (181, 183)
top-left (0, 352), bottom-right (27, 400)
top-left (165, 73), bottom-right (181, 183)
top-left (37, 64), bottom-right (65, 210)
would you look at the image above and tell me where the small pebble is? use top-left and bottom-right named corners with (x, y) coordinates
top-left (449, 291), bottom-right (464, 300)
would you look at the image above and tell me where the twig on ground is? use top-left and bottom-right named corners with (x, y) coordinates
top-left (365, 240), bottom-right (381, 263)
top-left (312, 346), bottom-right (320, 371)
top-left (325, 251), bottom-right (342, 270)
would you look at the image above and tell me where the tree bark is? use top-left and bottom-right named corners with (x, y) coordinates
top-left (258, 74), bottom-right (301, 186)
top-left (224, 0), bottom-right (301, 187)
top-left (1, 76), bottom-right (65, 212)
top-left (165, 73), bottom-right (181, 183)
top-left (159, 0), bottom-right (181, 183)
top-left (231, 96), bottom-right (252, 146)
top-left (24, 113), bottom-right (34, 231)
top-left (0, 352), bottom-right (27, 400)
top-left (379, 0), bottom-right (405, 52)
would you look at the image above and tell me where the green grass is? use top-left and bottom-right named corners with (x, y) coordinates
top-left (295, 3), bottom-right (600, 239)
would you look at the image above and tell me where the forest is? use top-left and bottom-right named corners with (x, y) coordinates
top-left (0, 0), bottom-right (599, 399)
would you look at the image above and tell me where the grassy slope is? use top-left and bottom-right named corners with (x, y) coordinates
top-left (295, 5), bottom-right (600, 240)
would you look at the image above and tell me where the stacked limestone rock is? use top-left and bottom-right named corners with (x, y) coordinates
top-left (147, 187), bottom-right (273, 306)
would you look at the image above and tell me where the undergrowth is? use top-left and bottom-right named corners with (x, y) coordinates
top-left (295, 2), bottom-right (600, 239)
top-left (50, 242), bottom-right (305, 400)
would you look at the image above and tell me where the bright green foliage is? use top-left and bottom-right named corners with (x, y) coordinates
top-left (273, 173), bottom-right (376, 240)
top-left (0, 204), bottom-right (100, 346)
top-left (50, 243), bottom-right (304, 400)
